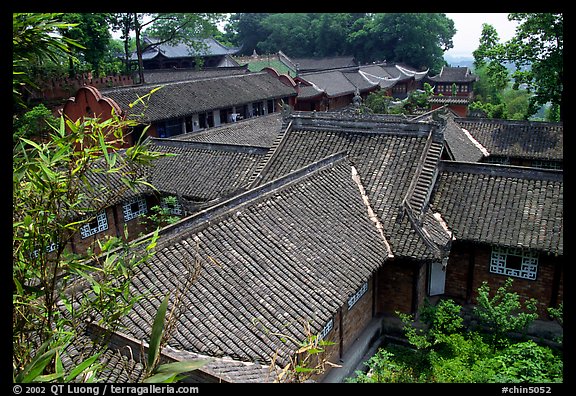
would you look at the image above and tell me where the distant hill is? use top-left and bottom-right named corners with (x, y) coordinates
top-left (443, 54), bottom-right (475, 69)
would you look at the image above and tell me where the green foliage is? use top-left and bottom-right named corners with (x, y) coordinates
top-left (13, 13), bottom-right (84, 110)
top-left (60, 13), bottom-right (114, 76)
top-left (230, 13), bottom-right (454, 71)
top-left (364, 91), bottom-right (394, 114)
top-left (262, 319), bottom-right (338, 383)
top-left (13, 97), bottom-right (170, 382)
top-left (13, 103), bottom-right (59, 143)
top-left (469, 100), bottom-right (508, 119)
top-left (347, 349), bottom-right (416, 383)
top-left (490, 341), bottom-right (563, 383)
top-left (364, 83), bottom-right (433, 116)
top-left (547, 303), bottom-right (563, 327)
top-left (473, 278), bottom-right (538, 347)
top-left (142, 294), bottom-right (209, 383)
top-left (350, 281), bottom-right (562, 383)
top-left (473, 13), bottom-right (563, 120)
top-left (140, 196), bottom-right (182, 230)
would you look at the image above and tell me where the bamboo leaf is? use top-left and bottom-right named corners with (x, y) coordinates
top-left (20, 137), bottom-right (43, 151)
top-left (142, 372), bottom-right (178, 383)
top-left (155, 360), bottom-right (210, 374)
top-left (148, 294), bottom-right (170, 371)
top-left (64, 353), bottom-right (101, 382)
top-left (15, 346), bottom-right (57, 382)
top-left (98, 133), bottom-right (110, 164)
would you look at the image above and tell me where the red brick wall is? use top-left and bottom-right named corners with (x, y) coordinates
top-left (445, 241), bottom-right (563, 318)
top-left (319, 277), bottom-right (375, 380)
top-left (413, 262), bottom-right (428, 317)
top-left (69, 195), bottom-right (159, 256)
top-left (342, 281), bottom-right (373, 349)
top-left (376, 260), bottom-right (415, 314)
top-left (320, 310), bottom-right (341, 377)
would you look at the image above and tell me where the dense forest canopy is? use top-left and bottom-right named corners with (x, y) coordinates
top-left (223, 13), bottom-right (456, 72)
top-left (14, 12), bottom-right (563, 121)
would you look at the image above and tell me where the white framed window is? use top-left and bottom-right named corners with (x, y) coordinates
top-left (490, 246), bottom-right (539, 280)
top-left (31, 240), bottom-right (58, 258)
top-left (318, 318), bottom-right (334, 340)
top-left (347, 282), bottom-right (369, 310)
top-left (80, 210), bottom-right (109, 239)
top-left (123, 196), bottom-right (147, 221)
top-left (160, 196), bottom-right (183, 216)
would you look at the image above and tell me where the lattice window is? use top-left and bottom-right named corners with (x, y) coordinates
top-left (490, 246), bottom-right (539, 280)
top-left (123, 196), bottom-right (147, 221)
top-left (31, 240), bottom-right (58, 258)
top-left (318, 318), bottom-right (334, 340)
top-left (348, 282), bottom-right (369, 311)
top-left (161, 196), bottom-right (183, 216)
top-left (80, 210), bottom-right (109, 239)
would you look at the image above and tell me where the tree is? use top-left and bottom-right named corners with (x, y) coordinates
top-left (473, 279), bottom-right (538, 349)
top-left (257, 14), bottom-right (316, 58)
top-left (12, 107), bottom-right (169, 380)
top-left (130, 13), bottom-right (224, 84)
top-left (225, 13), bottom-right (271, 56)
top-left (109, 13), bottom-right (137, 75)
top-left (348, 281), bottom-right (562, 383)
top-left (12, 13), bottom-right (83, 111)
top-left (348, 13), bottom-right (454, 72)
top-left (473, 13), bottom-right (563, 121)
top-left (59, 13), bottom-right (113, 77)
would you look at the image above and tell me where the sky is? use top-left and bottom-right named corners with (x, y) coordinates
top-left (444, 13), bottom-right (520, 59)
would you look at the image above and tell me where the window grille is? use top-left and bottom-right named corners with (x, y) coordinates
top-left (123, 196), bottom-right (147, 221)
top-left (161, 197), bottom-right (183, 216)
top-left (31, 240), bottom-right (58, 258)
top-left (318, 318), bottom-right (334, 340)
top-left (348, 282), bottom-right (369, 310)
top-left (490, 246), bottom-right (538, 280)
top-left (80, 210), bottom-right (109, 239)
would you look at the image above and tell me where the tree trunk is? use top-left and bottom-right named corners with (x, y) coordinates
top-left (134, 13), bottom-right (145, 85)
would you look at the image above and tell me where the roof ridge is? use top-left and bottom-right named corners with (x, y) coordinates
top-left (102, 71), bottom-right (271, 93)
top-left (149, 136), bottom-right (269, 154)
top-left (439, 160), bottom-right (563, 181)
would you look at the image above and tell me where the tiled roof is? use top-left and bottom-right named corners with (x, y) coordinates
top-left (102, 73), bottom-right (296, 123)
top-left (298, 70), bottom-right (361, 97)
top-left (427, 66), bottom-right (478, 83)
top-left (176, 113), bottom-right (284, 148)
top-left (394, 64), bottom-right (429, 81)
top-left (80, 154), bottom-right (151, 212)
top-left (115, 154), bottom-right (391, 372)
top-left (134, 37), bottom-right (240, 61)
top-left (290, 56), bottom-right (357, 72)
top-left (62, 322), bottom-right (277, 383)
top-left (443, 116), bottom-right (486, 162)
top-left (358, 65), bottom-right (400, 89)
top-left (454, 118), bottom-right (563, 161)
top-left (146, 138), bottom-right (268, 202)
top-left (297, 84), bottom-right (325, 99)
top-left (431, 161), bottom-right (563, 255)
top-left (252, 111), bottom-right (447, 260)
top-left (142, 66), bottom-right (249, 84)
top-left (342, 70), bottom-right (380, 92)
